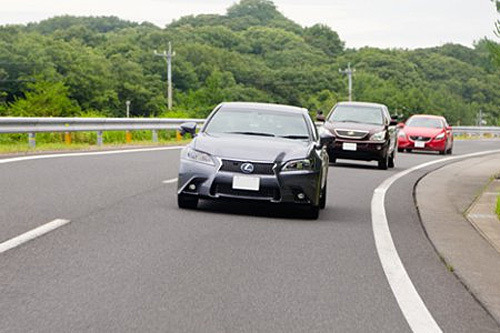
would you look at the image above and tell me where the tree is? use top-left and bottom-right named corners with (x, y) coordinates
top-left (6, 79), bottom-right (81, 117)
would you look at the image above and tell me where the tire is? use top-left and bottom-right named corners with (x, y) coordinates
top-left (308, 205), bottom-right (320, 219)
top-left (319, 184), bottom-right (327, 209)
top-left (447, 147), bottom-right (453, 155)
top-left (178, 194), bottom-right (198, 209)
top-left (397, 148), bottom-right (404, 153)
top-left (378, 154), bottom-right (388, 170)
top-left (388, 151), bottom-right (395, 168)
top-left (406, 149), bottom-right (412, 153)
top-left (331, 158), bottom-right (337, 164)
top-left (439, 150), bottom-right (446, 155)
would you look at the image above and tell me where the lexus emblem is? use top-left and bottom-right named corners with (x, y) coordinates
top-left (241, 162), bottom-right (254, 174)
top-left (348, 131), bottom-right (355, 135)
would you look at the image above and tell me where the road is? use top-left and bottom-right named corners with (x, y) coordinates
top-left (1, 141), bottom-right (499, 332)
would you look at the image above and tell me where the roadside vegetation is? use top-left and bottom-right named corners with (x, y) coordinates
top-left (496, 194), bottom-right (500, 219)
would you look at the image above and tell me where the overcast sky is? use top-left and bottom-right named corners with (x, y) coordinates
top-left (0, 0), bottom-right (498, 49)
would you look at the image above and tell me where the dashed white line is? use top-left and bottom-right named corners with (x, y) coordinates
top-left (0, 219), bottom-right (71, 254)
top-left (372, 149), bottom-right (500, 333)
top-left (162, 178), bottom-right (178, 184)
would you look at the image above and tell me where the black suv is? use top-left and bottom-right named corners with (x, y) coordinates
top-left (318, 101), bottom-right (398, 170)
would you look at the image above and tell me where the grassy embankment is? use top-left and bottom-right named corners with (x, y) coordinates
top-left (0, 130), bottom-right (191, 154)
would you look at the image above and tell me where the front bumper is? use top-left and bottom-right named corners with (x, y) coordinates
top-left (327, 139), bottom-right (388, 161)
top-left (177, 159), bottom-right (322, 206)
top-left (398, 137), bottom-right (446, 151)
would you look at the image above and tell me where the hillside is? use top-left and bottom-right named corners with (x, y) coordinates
top-left (0, 0), bottom-right (499, 125)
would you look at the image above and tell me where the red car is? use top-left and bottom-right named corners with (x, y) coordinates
top-left (397, 115), bottom-right (453, 155)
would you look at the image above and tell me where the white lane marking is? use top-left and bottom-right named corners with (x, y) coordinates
top-left (0, 219), bottom-right (71, 254)
top-left (0, 146), bottom-right (184, 165)
top-left (372, 149), bottom-right (500, 333)
top-left (162, 178), bottom-right (178, 184)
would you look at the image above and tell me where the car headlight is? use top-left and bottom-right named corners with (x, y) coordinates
top-left (370, 130), bottom-right (386, 141)
top-left (185, 148), bottom-right (215, 165)
top-left (282, 159), bottom-right (314, 172)
top-left (397, 130), bottom-right (406, 138)
top-left (435, 133), bottom-right (445, 140)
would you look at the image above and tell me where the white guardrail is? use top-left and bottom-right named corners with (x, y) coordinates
top-left (0, 117), bottom-right (206, 147)
top-left (0, 117), bottom-right (499, 148)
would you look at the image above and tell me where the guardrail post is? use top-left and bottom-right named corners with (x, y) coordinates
top-left (152, 130), bottom-right (158, 143)
top-left (126, 130), bottom-right (132, 143)
top-left (64, 132), bottom-right (71, 145)
top-left (97, 131), bottom-right (103, 146)
top-left (176, 130), bottom-right (182, 141)
top-left (28, 132), bottom-right (36, 148)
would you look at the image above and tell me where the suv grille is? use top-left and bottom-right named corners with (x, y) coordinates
top-left (334, 129), bottom-right (369, 140)
top-left (410, 136), bottom-right (431, 142)
top-left (214, 184), bottom-right (280, 200)
top-left (220, 160), bottom-right (275, 175)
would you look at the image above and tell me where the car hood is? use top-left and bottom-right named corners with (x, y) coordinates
top-left (402, 126), bottom-right (443, 137)
top-left (192, 133), bottom-right (312, 162)
top-left (323, 121), bottom-right (385, 135)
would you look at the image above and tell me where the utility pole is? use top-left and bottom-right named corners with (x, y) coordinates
top-left (154, 42), bottom-right (175, 110)
top-left (339, 63), bottom-right (355, 101)
top-left (126, 100), bottom-right (131, 118)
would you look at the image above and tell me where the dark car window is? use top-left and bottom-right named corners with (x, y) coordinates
top-left (204, 108), bottom-right (311, 139)
top-left (406, 117), bottom-right (443, 129)
top-left (328, 105), bottom-right (384, 125)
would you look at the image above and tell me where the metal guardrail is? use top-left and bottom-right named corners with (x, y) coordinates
top-left (451, 126), bottom-right (500, 136)
top-left (0, 117), bottom-right (206, 147)
top-left (0, 117), bottom-right (499, 148)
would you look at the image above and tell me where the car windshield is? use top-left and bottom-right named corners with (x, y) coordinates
top-left (328, 105), bottom-right (384, 125)
top-left (204, 108), bottom-right (311, 139)
top-left (406, 117), bottom-right (443, 128)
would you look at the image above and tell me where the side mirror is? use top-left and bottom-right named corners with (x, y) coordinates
top-left (179, 122), bottom-right (197, 138)
top-left (316, 114), bottom-right (326, 122)
top-left (397, 122), bottom-right (405, 129)
top-left (389, 119), bottom-right (399, 126)
top-left (446, 126), bottom-right (452, 131)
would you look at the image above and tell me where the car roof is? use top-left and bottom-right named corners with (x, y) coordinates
top-left (218, 102), bottom-right (308, 114)
top-left (409, 114), bottom-right (446, 120)
top-left (336, 101), bottom-right (387, 108)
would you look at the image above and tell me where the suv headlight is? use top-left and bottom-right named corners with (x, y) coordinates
top-left (370, 130), bottom-right (386, 141)
top-left (185, 148), bottom-right (215, 165)
top-left (282, 159), bottom-right (314, 172)
top-left (435, 133), bottom-right (445, 140)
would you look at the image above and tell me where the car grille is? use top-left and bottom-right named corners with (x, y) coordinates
top-left (334, 129), bottom-right (369, 140)
top-left (409, 136), bottom-right (431, 142)
top-left (220, 160), bottom-right (275, 175)
top-left (214, 184), bottom-right (280, 200)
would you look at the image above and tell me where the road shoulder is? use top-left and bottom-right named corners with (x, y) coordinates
top-left (416, 153), bottom-right (500, 324)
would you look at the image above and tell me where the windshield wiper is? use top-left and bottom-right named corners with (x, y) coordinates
top-left (226, 131), bottom-right (275, 137)
top-left (279, 135), bottom-right (310, 140)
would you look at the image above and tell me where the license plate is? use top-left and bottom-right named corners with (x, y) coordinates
top-left (233, 175), bottom-right (260, 191)
top-left (415, 141), bottom-right (425, 148)
top-left (342, 142), bottom-right (357, 151)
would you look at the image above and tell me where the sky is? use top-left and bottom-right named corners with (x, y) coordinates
top-left (0, 0), bottom-right (498, 49)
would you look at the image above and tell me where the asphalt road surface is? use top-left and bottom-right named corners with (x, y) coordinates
top-left (1, 141), bottom-right (500, 332)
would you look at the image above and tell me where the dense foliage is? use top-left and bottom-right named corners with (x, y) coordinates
top-left (1, 0), bottom-right (499, 125)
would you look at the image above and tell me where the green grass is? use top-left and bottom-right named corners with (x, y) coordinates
top-left (496, 194), bottom-right (500, 220)
top-left (0, 130), bottom-right (191, 154)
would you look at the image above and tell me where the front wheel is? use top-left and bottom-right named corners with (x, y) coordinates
top-left (446, 147), bottom-right (453, 155)
top-left (388, 151), bottom-right (395, 168)
top-left (178, 194), bottom-right (198, 209)
top-left (378, 154), bottom-right (388, 170)
top-left (397, 148), bottom-right (404, 153)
